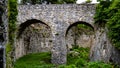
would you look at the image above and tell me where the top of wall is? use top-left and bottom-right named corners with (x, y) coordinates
top-left (18, 4), bottom-right (96, 10)
top-left (17, 4), bottom-right (96, 26)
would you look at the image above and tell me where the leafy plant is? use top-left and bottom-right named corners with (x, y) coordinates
top-left (7, 0), bottom-right (18, 68)
top-left (87, 61), bottom-right (112, 68)
top-left (14, 47), bottom-right (114, 68)
top-left (14, 52), bottom-right (55, 68)
top-left (94, 0), bottom-right (120, 50)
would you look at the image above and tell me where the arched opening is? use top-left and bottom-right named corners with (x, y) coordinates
top-left (65, 21), bottom-right (95, 50)
top-left (15, 19), bottom-right (52, 59)
top-left (66, 21), bottom-right (95, 65)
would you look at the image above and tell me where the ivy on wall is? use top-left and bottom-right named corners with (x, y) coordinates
top-left (94, 0), bottom-right (120, 49)
top-left (107, 0), bottom-right (120, 49)
top-left (7, 0), bottom-right (18, 68)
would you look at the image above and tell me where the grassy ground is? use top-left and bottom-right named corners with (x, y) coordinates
top-left (14, 52), bottom-right (55, 68)
top-left (14, 47), bottom-right (116, 68)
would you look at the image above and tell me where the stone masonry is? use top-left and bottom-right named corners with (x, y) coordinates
top-left (16, 4), bottom-right (96, 64)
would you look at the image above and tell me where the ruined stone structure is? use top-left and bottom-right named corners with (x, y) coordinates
top-left (16, 4), bottom-right (96, 64)
top-left (0, 1), bottom-right (119, 67)
top-left (0, 0), bottom-right (8, 68)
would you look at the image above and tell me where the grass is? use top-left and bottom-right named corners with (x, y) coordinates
top-left (14, 47), bottom-right (116, 68)
top-left (14, 52), bottom-right (55, 68)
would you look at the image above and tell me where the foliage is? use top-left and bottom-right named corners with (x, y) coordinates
top-left (22, 0), bottom-right (41, 4)
top-left (87, 61), bottom-right (112, 68)
top-left (20, 0), bottom-right (76, 4)
top-left (94, 1), bottom-right (111, 25)
top-left (14, 52), bottom-right (55, 68)
top-left (14, 47), bottom-right (114, 68)
top-left (67, 47), bottom-right (89, 65)
top-left (86, 0), bottom-right (92, 3)
top-left (77, 24), bottom-right (94, 35)
top-left (107, 0), bottom-right (120, 49)
top-left (7, 0), bottom-right (18, 68)
top-left (94, 0), bottom-right (120, 49)
top-left (48, 0), bottom-right (77, 4)
top-left (67, 47), bottom-right (113, 68)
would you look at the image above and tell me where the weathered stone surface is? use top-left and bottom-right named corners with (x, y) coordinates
top-left (16, 4), bottom-right (96, 64)
top-left (17, 4), bottom-right (95, 26)
top-left (15, 3), bottom-right (120, 66)
top-left (111, 47), bottom-right (120, 66)
top-left (90, 27), bottom-right (120, 66)
top-left (90, 27), bottom-right (112, 62)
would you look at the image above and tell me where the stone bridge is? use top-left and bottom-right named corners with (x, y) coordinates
top-left (16, 4), bottom-right (96, 64)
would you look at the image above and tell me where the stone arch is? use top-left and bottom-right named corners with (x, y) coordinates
top-left (17, 19), bottom-right (50, 38)
top-left (65, 21), bottom-right (95, 50)
top-left (15, 19), bottom-right (52, 59)
top-left (65, 21), bottom-right (94, 36)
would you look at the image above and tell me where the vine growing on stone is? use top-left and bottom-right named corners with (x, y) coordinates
top-left (7, 0), bottom-right (18, 68)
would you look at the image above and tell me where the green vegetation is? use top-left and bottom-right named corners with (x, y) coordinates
top-left (21, 0), bottom-right (76, 4)
top-left (14, 52), bottom-right (55, 68)
top-left (77, 24), bottom-right (94, 35)
top-left (14, 47), bottom-right (114, 68)
top-left (47, 0), bottom-right (77, 4)
top-left (86, 0), bottom-right (92, 3)
top-left (94, 0), bottom-right (120, 49)
top-left (7, 0), bottom-right (18, 68)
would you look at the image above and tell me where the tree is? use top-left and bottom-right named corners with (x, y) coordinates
top-left (95, 0), bottom-right (120, 49)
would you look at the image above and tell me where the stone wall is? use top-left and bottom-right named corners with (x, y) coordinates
top-left (90, 27), bottom-right (120, 66)
top-left (17, 4), bottom-right (96, 26)
top-left (16, 4), bottom-right (96, 64)
top-left (16, 4), bottom-right (120, 66)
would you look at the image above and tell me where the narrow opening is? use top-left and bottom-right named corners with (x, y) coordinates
top-left (0, 34), bottom-right (4, 44)
top-left (0, 47), bottom-right (4, 68)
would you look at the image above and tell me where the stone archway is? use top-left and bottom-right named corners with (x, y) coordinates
top-left (15, 19), bottom-right (52, 59)
top-left (65, 21), bottom-right (95, 50)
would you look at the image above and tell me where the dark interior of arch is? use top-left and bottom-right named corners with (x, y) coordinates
top-left (0, 7), bottom-right (4, 68)
top-left (0, 7), bottom-right (4, 43)
top-left (0, 48), bottom-right (3, 68)
top-left (17, 19), bottom-right (49, 38)
top-left (65, 21), bottom-right (94, 36)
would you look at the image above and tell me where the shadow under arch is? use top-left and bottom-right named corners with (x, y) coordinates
top-left (17, 19), bottom-right (50, 38)
top-left (65, 21), bottom-right (94, 37)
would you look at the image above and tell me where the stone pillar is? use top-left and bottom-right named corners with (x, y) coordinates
top-left (90, 27), bottom-right (120, 66)
top-left (51, 21), bottom-right (68, 65)
top-left (90, 27), bottom-right (112, 62)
